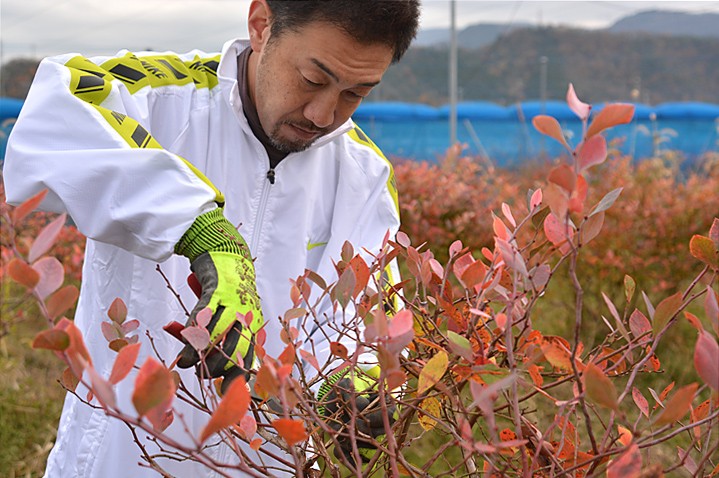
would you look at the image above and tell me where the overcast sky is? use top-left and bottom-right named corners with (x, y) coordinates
top-left (1, 1), bottom-right (718, 62)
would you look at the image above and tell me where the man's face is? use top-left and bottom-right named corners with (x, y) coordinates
top-left (248, 20), bottom-right (393, 153)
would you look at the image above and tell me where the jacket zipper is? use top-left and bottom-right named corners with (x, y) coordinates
top-left (250, 167), bottom-right (275, 251)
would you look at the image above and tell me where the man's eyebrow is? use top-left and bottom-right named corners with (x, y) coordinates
top-left (311, 58), bottom-right (380, 88)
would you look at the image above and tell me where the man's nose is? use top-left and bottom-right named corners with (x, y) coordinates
top-left (304, 92), bottom-right (337, 129)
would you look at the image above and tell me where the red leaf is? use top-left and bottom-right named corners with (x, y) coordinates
top-left (237, 414), bottom-right (257, 440)
top-left (12, 189), bottom-right (48, 223)
top-left (109, 342), bottom-right (141, 385)
top-left (689, 235), bottom-right (718, 269)
top-left (181, 326), bottom-right (211, 351)
top-left (163, 321), bottom-right (185, 342)
top-left (632, 387), bottom-right (649, 418)
top-left (7, 258), bottom-right (40, 289)
top-left (272, 418), bottom-right (307, 446)
top-left (694, 331), bottom-right (719, 391)
top-left (607, 443), bottom-right (642, 478)
top-left (653, 383), bottom-right (698, 426)
top-left (586, 103), bottom-right (635, 138)
top-left (578, 135), bottom-right (607, 171)
top-left (709, 218), bottom-right (719, 249)
top-left (107, 297), bottom-right (128, 324)
top-left (46, 285), bottom-right (79, 320)
top-left (132, 358), bottom-right (176, 417)
top-left (299, 349), bottom-right (320, 372)
top-left (530, 189), bottom-right (543, 210)
top-left (544, 213), bottom-right (574, 254)
top-left (706, 286), bottom-right (719, 336)
top-left (32, 329), bottom-right (70, 351)
top-left (32, 256), bottom-right (64, 300)
top-left (396, 231), bottom-right (411, 248)
top-left (567, 83), bottom-right (591, 120)
top-left (200, 376), bottom-right (251, 443)
top-left (629, 309), bottom-right (652, 345)
top-left (532, 115), bottom-right (570, 150)
top-left (387, 309), bottom-right (415, 354)
top-left (86, 365), bottom-right (117, 409)
top-left (28, 213), bottom-right (66, 263)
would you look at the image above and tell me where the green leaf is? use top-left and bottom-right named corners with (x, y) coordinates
top-left (583, 363), bottom-right (618, 410)
top-left (652, 292), bottom-right (683, 336)
top-left (689, 235), bottom-right (718, 269)
top-left (589, 187), bottom-right (622, 216)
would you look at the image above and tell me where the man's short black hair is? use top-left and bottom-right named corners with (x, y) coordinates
top-left (265, 0), bottom-right (421, 63)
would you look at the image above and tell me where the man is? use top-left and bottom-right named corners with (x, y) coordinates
top-left (4, 1), bottom-right (420, 476)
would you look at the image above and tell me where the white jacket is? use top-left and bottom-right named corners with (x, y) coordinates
top-left (4, 39), bottom-right (400, 477)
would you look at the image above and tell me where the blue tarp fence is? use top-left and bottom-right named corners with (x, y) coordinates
top-left (353, 100), bottom-right (719, 164)
top-left (2, 97), bottom-right (718, 165)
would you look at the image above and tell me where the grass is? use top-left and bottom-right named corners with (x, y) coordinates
top-left (0, 310), bottom-right (66, 477)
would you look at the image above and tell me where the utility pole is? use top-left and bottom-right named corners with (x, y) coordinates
top-left (449, 0), bottom-right (458, 146)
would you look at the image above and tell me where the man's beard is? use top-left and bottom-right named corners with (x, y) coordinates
top-left (268, 120), bottom-right (329, 154)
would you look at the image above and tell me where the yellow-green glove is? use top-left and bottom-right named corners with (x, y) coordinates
top-left (174, 208), bottom-right (263, 391)
top-left (317, 365), bottom-right (396, 464)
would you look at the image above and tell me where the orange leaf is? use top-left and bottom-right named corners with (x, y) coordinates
top-left (586, 103), bottom-right (635, 138)
top-left (527, 364), bottom-right (544, 387)
top-left (32, 329), bottom-right (70, 351)
top-left (459, 260), bottom-right (487, 290)
top-left (694, 331), bottom-right (719, 391)
top-left (330, 341), bottom-right (348, 360)
top-left (250, 438), bottom-right (263, 451)
top-left (548, 164), bottom-right (576, 194)
top-left (109, 342), bottom-right (141, 385)
top-left (132, 357), bottom-right (176, 417)
top-left (583, 363), bottom-right (618, 410)
top-left (607, 443), bottom-right (642, 478)
top-left (348, 255), bottom-right (370, 298)
top-left (8, 258), bottom-right (40, 289)
top-left (653, 383), bottom-right (699, 427)
top-left (254, 362), bottom-right (279, 400)
top-left (46, 285), bottom-right (79, 320)
top-left (272, 418), bottom-right (307, 446)
top-left (200, 376), bottom-right (251, 443)
top-left (710, 218), bottom-right (719, 249)
top-left (532, 115), bottom-right (570, 150)
top-left (12, 189), bottom-right (48, 223)
top-left (578, 134), bottom-right (607, 171)
top-left (417, 350), bottom-right (448, 396)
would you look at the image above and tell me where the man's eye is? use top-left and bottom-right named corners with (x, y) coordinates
top-left (303, 77), bottom-right (322, 87)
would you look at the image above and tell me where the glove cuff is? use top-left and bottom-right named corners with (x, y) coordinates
top-left (175, 208), bottom-right (247, 262)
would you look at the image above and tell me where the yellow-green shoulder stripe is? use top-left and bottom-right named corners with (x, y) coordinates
top-left (347, 125), bottom-right (399, 215)
top-left (63, 54), bottom-right (224, 205)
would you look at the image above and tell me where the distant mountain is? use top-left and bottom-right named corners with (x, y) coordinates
top-left (413, 22), bottom-right (530, 48)
top-left (414, 10), bottom-right (719, 48)
top-left (608, 10), bottom-right (719, 38)
top-left (371, 27), bottom-right (719, 105)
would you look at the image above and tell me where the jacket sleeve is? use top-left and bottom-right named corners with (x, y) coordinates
top-left (3, 51), bottom-right (224, 262)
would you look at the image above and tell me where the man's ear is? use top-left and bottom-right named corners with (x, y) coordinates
top-left (247, 0), bottom-right (272, 53)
